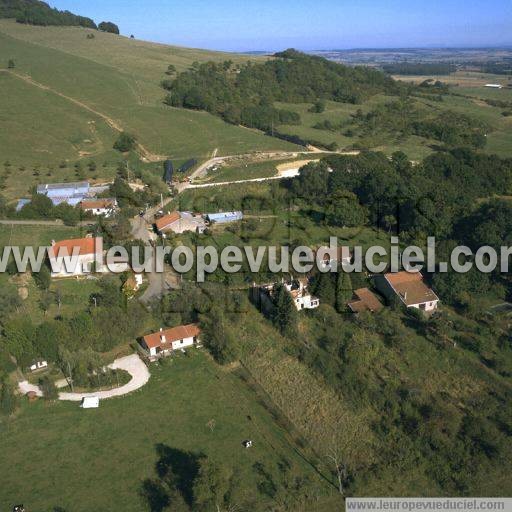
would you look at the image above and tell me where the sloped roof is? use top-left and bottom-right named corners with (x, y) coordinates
top-left (49, 237), bottom-right (101, 258)
top-left (143, 324), bottom-right (201, 349)
top-left (348, 288), bottom-right (383, 313)
top-left (385, 271), bottom-right (439, 306)
top-left (37, 181), bottom-right (89, 193)
top-left (155, 211), bottom-right (181, 231)
top-left (80, 198), bottom-right (117, 210)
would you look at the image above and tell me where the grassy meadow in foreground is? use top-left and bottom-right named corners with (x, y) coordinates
top-left (0, 351), bottom-right (337, 512)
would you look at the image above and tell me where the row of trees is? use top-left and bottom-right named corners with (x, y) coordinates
top-left (0, 0), bottom-right (119, 31)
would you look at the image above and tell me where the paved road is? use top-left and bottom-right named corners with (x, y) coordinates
top-left (140, 270), bottom-right (173, 304)
top-left (0, 219), bottom-right (95, 227)
top-left (130, 216), bottom-right (156, 243)
top-left (19, 354), bottom-right (150, 402)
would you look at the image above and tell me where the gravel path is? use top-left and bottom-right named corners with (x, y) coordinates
top-left (18, 354), bottom-right (150, 402)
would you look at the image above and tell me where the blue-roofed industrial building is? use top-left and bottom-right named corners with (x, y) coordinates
top-left (36, 181), bottom-right (90, 206)
top-left (205, 211), bottom-right (243, 224)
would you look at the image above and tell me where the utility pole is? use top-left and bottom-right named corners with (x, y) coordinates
top-left (67, 361), bottom-right (74, 392)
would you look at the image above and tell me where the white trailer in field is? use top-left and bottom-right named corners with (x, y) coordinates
top-left (80, 396), bottom-right (100, 409)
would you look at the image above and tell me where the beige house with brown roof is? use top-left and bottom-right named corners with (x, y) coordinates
top-left (375, 271), bottom-right (439, 312)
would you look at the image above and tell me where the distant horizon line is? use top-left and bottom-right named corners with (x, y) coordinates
top-left (240, 45), bottom-right (512, 55)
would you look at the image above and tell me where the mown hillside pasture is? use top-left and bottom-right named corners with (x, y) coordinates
top-left (0, 20), bottom-right (297, 181)
top-left (0, 351), bottom-right (338, 512)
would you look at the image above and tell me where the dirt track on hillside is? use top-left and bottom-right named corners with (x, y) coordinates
top-left (4, 70), bottom-right (166, 162)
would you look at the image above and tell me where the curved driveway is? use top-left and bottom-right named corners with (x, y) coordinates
top-left (19, 354), bottom-right (150, 402)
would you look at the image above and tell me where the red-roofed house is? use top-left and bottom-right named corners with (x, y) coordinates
top-left (48, 237), bottom-right (103, 277)
top-left (375, 271), bottom-right (439, 312)
top-left (155, 211), bottom-right (206, 235)
top-left (140, 324), bottom-right (201, 360)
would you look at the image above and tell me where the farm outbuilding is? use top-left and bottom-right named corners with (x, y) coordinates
top-left (206, 211), bottom-right (243, 224)
top-left (163, 160), bottom-right (174, 184)
top-left (36, 181), bottom-right (90, 206)
top-left (81, 397), bottom-right (100, 409)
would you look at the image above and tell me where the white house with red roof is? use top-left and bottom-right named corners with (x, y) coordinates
top-left (48, 236), bottom-right (103, 278)
top-left (140, 324), bottom-right (201, 360)
top-left (375, 271), bottom-right (439, 312)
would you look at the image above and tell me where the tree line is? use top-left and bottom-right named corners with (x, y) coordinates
top-left (0, 0), bottom-right (118, 32)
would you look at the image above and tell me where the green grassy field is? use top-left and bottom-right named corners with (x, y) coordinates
top-left (0, 351), bottom-right (337, 512)
top-left (275, 97), bottom-right (437, 160)
top-left (0, 223), bottom-right (85, 247)
top-left (0, 224), bottom-right (98, 322)
top-left (196, 157), bottom-right (309, 184)
top-left (276, 85), bottom-right (512, 160)
top-left (0, 21), bottom-right (298, 189)
top-left (0, 20), bottom-right (268, 106)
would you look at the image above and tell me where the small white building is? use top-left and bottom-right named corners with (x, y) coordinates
top-left (80, 198), bottom-right (118, 217)
top-left (284, 279), bottom-right (320, 310)
top-left (140, 324), bottom-right (201, 360)
top-left (29, 360), bottom-right (48, 372)
top-left (485, 84), bottom-right (503, 89)
top-left (261, 279), bottom-right (320, 311)
top-left (81, 397), bottom-right (100, 409)
top-left (375, 271), bottom-right (439, 312)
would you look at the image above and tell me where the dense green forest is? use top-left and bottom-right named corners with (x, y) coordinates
top-left (163, 49), bottom-right (400, 132)
top-left (0, 0), bottom-right (104, 29)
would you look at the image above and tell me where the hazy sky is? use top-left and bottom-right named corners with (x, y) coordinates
top-left (50, 0), bottom-right (511, 51)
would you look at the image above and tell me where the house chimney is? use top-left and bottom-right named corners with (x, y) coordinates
top-left (51, 240), bottom-right (56, 246)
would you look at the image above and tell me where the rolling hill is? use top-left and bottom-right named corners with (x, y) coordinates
top-left (0, 19), bottom-right (297, 198)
